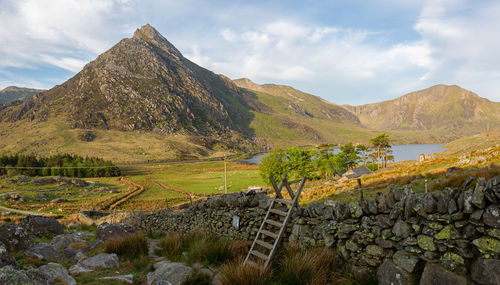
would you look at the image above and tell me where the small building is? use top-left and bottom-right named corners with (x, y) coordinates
top-left (343, 166), bottom-right (372, 179)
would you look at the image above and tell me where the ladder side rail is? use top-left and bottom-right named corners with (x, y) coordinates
top-left (264, 176), bottom-right (306, 268)
top-left (244, 174), bottom-right (287, 265)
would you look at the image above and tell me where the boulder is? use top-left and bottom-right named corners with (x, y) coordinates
top-left (79, 253), bottom-right (119, 270)
top-left (418, 263), bottom-right (467, 285)
top-left (0, 223), bottom-right (34, 252)
top-left (377, 259), bottom-right (421, 285)
top-left (470, 258), bottom-right (500, 285)
top-left (20, 215), bottom-right (64, 237)
top-left (0, 241), bottom-right (17, 268)
top-left (147, 262), bottom-right (193, 285)
top-left (483, 205), bottom-right (500, 228)
top-left (0, 265), bottom-right (52, 285)
top-left (96, 222), bottom-right (136, 241)
top-left (38, 263), bottom-right (76, 285)
top-left (50, 233), bottom-right (86, 250)
top-left (23, 243), bottom-right (61, 262)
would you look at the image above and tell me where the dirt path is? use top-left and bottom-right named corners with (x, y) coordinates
top-left (99, 177), bottom-right (146, 210)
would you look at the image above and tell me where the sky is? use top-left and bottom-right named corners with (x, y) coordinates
top-left (0, 0), bottom-right (499, 105)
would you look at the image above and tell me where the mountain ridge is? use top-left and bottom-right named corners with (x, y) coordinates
top-left (342, 84), bottom-right (500, 136)
top-left (0, 24), bottom-right (498, 162)
top-left (0, 86), bottom-right (44, 105)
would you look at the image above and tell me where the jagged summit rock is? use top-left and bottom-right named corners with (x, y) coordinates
top-left (132, 24), bottom-right (182, 59)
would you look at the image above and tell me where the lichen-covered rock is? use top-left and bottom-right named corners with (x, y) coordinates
top-left (77, 253), bottom-right (119, 271)
top-left (0, 265), bottom-right (52, 285)
top-left (38, 263), bottom-right (76, 285)
top-left (472, 236), bottom-right (500, 256)
top-left (419, 263), bottom-right (467, 285)
top-left (439, 252), bottom-right (465, 272)
top-left (377, 259), bottom-right (420, 285)
top-left (0, 241), bottom-right (17, 268)
top-left (470, 258), bottom-right (500, 285)
top-left (472, 182), bottom-right (486, 208)
top-left (20, 215), bottom-right (64, 237)
top-left (0, 223), bottom-right (34, 252)
top-left (417, 235), bottom-right (437, 251)
top-left (147, 261), bottom-right (192, 285)
top-left (50, 233), bottom-right (86, 251)
top-left (96, 222), bottom-right (136, 241)
top-left (435, 225), bottom-right (461, 240)
top-left (23, 243), bottom-right (61, 262)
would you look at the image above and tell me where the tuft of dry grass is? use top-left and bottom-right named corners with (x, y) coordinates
top-left (277, 244), bottom-right (338, 285)
top-left (181, 268), bottom-right (213, 285)
top-left (219, 260), bottom-right (272, 285)
top-left (103, 233), bottom-right (148, 260)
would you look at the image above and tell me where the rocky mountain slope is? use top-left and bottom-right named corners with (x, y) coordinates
top-left (343, 85), bottom-right (500, 139)
top-left (0, 25), bottom-right (262, 140)
top-left (0, 86), bottom-right (44, 104)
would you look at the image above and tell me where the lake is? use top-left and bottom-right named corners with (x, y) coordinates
top-left (241, 144), bottom-right (446, 164)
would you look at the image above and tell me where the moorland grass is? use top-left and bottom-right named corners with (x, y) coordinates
top-left (103, 233), bottom-right (148, 260)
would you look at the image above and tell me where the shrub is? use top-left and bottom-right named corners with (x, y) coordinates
top-left (104, 233), bottom-right (148, 260)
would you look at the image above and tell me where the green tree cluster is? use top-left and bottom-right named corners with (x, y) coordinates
top-left (0, 153), bottom-right (120, 177)
top-left (259, 134), bottom-right (393, 183)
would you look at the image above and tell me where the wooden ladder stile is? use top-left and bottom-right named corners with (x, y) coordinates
top-left (243, 173), bottom-right (306, 269)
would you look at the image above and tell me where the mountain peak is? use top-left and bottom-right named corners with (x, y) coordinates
top-left (133, 24), bottom-right (161, 40)
top-left (132, 24), bottom-right (182, 58)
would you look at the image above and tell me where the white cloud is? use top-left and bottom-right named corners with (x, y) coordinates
top-left (1, 0), bottom-right (499, 104)
top-left (0, 0), bottom-right (129, 72)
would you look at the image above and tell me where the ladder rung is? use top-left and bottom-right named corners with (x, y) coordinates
top-left (261, 229), bottom-right (278, 239)
top-left (246, 260), bottom-right (262, 269)
top-left (273, 198), bottom-right (293, 205)
top-left (251, 250), bottom-right (269, 260)
top-left (265, 219), bottom-right (282, 227)
top-left (270, 208), bottom-right (287, 216)
top-left (256, 239), bottom-right (273, 250)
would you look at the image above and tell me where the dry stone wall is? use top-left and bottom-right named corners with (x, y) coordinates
top-left (131, 176), bottom-right (500, 285)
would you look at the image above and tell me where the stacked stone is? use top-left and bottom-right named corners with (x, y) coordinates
top-left (131, 176), bottom-right (500, 285)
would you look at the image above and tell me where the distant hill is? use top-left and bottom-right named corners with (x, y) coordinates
top-left (343, 85), bottom-right (500, 142)
top-left (0, 86), bottom-right (44, 104)
top-left (233, 78), bottom-right (375, 146)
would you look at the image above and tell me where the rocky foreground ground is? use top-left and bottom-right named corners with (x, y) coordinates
top-left (0, 216), bottom-right (215, 284)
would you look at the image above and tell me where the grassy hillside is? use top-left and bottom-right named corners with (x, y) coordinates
top-left (0, 117), bottom-right (236, 163)
top-left (344, 85), bottom-right (500, 142)
top-left (0, 86), bottom-right (44, 104)
top-left (234, 78), bottom-right (378, 147)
